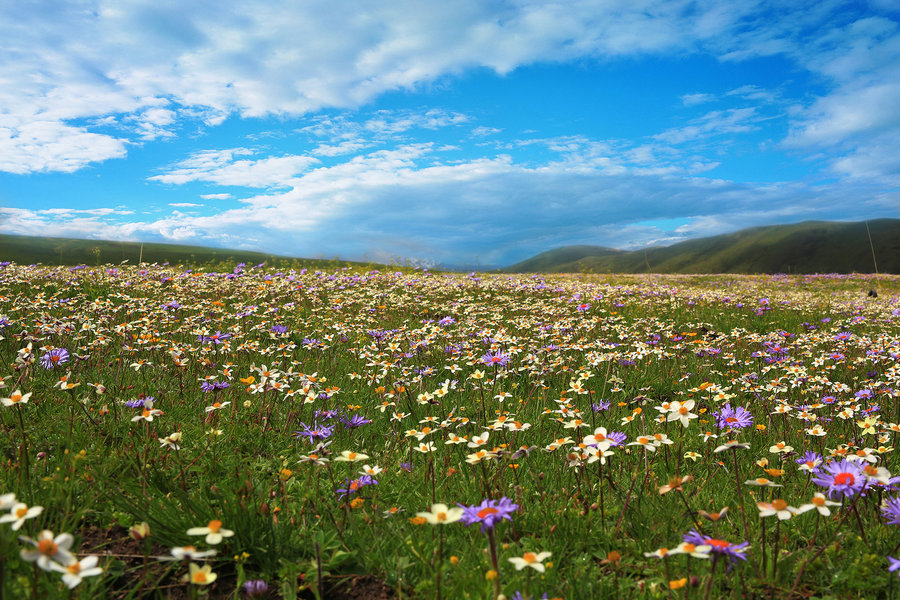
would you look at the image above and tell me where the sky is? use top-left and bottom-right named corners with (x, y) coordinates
top-left (1, 1), bottom-right (898, 268)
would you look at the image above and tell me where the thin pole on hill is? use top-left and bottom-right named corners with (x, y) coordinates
top-left (139, 243), bottom-right (144, 265)
top-left (865, 221), bottom-right (882, 296)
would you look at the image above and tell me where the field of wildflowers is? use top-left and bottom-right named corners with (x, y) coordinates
top-left (1, 261), bottom-right (899, 599)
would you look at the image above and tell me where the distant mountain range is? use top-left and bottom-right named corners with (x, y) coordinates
top-left (505, 219), bottom-right (900, 274)
top-left (0, 234), bottom-right (367, 270)
top-left (2, 219), bottom-right (898, 274)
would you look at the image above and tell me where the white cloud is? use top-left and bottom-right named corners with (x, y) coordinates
top-left (169, 202), bottom-right (204, 207)
top-left (150, 150), bottom-right (319, 187)
top-left (199, 193), bottom-right (231, 200)
top-left (0, 0), bottom-right (850, 174)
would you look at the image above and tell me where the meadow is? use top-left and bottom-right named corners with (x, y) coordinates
top-left (1, 261), bottom-right (899, 599)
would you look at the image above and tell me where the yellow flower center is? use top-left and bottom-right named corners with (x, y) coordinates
top-left (523, 552), bottom-right (537, 563)
top-left (193, 571), bottom-right (207, 584)
top-left (207, 520), bottom-right (222, 533)
top-left (66, 563), bottom-right (81, 575)
top-left (683, 543), bottom-right (696, 552)
top-left (15, 507), bottom-right (27, 518)
top-left (437, 511), bottom-right (447, 521)
top-left (772, 499), bottom-right (788, 511)
top-left (812, 496), bottom-right (825, 506)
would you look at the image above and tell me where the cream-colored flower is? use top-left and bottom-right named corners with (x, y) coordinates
top-left (415, 503), bottom-right (463, 525)
top-left (186, 520), bottom-right (234, 545)
top-left (508, 551), bottom-right (552, 572)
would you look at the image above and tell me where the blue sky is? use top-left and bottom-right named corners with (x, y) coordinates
top-left (1, 1), bottom-right (898, 267)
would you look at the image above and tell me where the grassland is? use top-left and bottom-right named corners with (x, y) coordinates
top-left (1, 263), bottom-right (899, 599)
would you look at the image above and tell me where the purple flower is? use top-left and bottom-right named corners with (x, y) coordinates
top-left (399, 462), bottom-right (413, 472)
top-left (40, 348), bottom-right (69, 369)
top-left (243, 579), bottom-right (269, 597)
top-left (126, 395), bottom-right (155, 408)
top-left (293, 421), bottom-right (335, 443)
top-left (606, 431), bottom-right (628, 446)
top-left (335, 475), bottom-right (377, 498)
top-left (481, 351), bottom-right (510, 367)
top-left (591, 401), bottom-right (610, 412)
top-left (341, 414), bottom-right (372, 429)
top-left (459, 497), bottom-right (518, 532)
top-left (682, 530), bottom-right (749, 564)
top-left (714, 404), bottom-right (754, 430)
top-left (812, 459), bottom-right (865, 499)
top-left (882, 496), bottom-right (900, 525)
top-left (200, 380), bottom-right (230, 392)
top-left (795, 451), bottom-right (823, 473)
top-left (438, 316), bottom-right (455, 327)
top-left (889, 556), bottom-right (900, 578)
top-left (270, 324), bottom-right (288, 334)
top-left (200, 331), bottom-right (232, 344)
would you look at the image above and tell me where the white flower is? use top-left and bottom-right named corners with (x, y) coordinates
top-left (0, 502), bottom-right (43, 531)
top-left (1, 389), bottom-right (32, 407)
top-left (50, 555), bottom-right (103, 588)
top-left (19, 530), bottom-right (76, 571)
top-left (508, 551), bottom-right (552, 572)
top-left (415, 503), bottom-right (463, 525)
top-left (186, 520), bottom-right (234, 545)
top-left (335, 450), bottom-right (369, 462)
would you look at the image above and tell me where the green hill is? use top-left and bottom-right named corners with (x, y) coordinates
top-left (0, 234), bottom-right (367, 270)
top-left (505, 219), bottom-right (900, 274)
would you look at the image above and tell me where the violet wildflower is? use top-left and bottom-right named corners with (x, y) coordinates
top-left (682, 530), bottom-right (749, 565)
top-left (889, 556), bottom-right (900, 579)
top-left (200, 332), bottom-right (232, 344)
top-left (341, 414), bottom-right (372, 429)
top-left (591, 401), bottom-right (611, 412)
top-left (481, 351), bottom-right (510, 367)
top-left (243, 580), bottom-right (269, 597)
top-left (812, 459), bottom-right (865, 499)
top-left (40, 348), bottom-right (69, 369)
top-left (438, 316), bottom-right (455, 327)
top-left (126, 396), bottom-right (155, 409)
top-left (399, 462), bottom-right (413, 472)
top-left (882, 496), bottom-right (900, 525)
top-left (459, 497), bottom-right (518, 532)
top-left (714, 404), bottom-right (754, 430)
top-left (335, 475), bottom-right (377, 499)
top-left (606, 431), bottom-right (628, 446)
top-left (201, 381), bottom-right (230, 392)
top-left (270, 324), bottom-right (288, 334)
top-left (293, 422), bottom-right (335, 444)
top-left (796, 450), bottom-right (823, 473)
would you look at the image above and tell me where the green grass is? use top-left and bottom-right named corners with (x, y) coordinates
top-left (1, 264), bottom-right (899, 599)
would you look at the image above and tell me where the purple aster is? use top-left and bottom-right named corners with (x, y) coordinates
top-left (200, 331), bottom-right (232, 344)
top-left (293, 421), bottom-right (335, 443)
top-left (459, 497), bottom-right (518, 532)
top-left (126, 395), bottom-right (155, 408)
top-left (438, 316), bottom-right (455, 327)
top-left (795, 450), bottom-right (823, 473)
top-left (270, 324), bottom-right (288, 334)
top-left (314, 410), bottom-right (340, 420)
top-left (201, 380), bottom-right (230, 392)
top-left (40, 347), bottom-right (70, 369)
top-left (591, 401), bottom-right (610, 412)
top-left (890, 556), bottom-right (900, 578)
top-left (682, 530), bottom-right (749, 565)
top-left (812, 459), bottom-right (866, 499)
top-left (481, 351), bottom-right (510, 367)
top-left (340, 414), bottom-right (372, 429)
top-left (606, 431), bottom-right (628, 446)
top-left (714, 403), bottom-right (754, 430)
top-left (399, 462), bottom-right (413, 472)
top-left (882, 496), bottom-right (900, 525)
top-left (243, 580), bottom-right (269, 597)
top-left (335, 475), bottom-right (377, 498)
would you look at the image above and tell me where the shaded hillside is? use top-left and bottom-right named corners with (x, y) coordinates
top-left (0, 234), bottom-right (367, 270)
top-left (507, 245), bottom-right (624, 272)
top-left (505, 220), bottom-right (900, 274)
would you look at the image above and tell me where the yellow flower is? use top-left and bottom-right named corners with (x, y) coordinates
top-left (669, 578), bottom-right (688, 590)
top-left (485, 569), bottom-right (498, 581)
